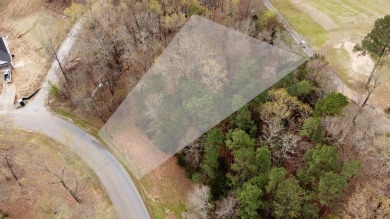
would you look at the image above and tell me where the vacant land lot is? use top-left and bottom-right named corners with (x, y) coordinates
top-left (0, 128), bottom-right (115, 218)
top-left (0, 0), bottom-right (72, 98)
top-left (270, 0), bottom-right (390, 109)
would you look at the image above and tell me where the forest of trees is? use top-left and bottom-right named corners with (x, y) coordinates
top-left (178, 55), bottom-right (361, 218)
top-left (45, 0), bottom-right (390, 218)
top-left (48, 0), bottom-right (293, 122)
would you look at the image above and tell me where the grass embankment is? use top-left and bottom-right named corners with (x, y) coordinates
top-left (270, 0), bottom-right (329, 48)
top-left (51, 105), bottom-right (191, 219)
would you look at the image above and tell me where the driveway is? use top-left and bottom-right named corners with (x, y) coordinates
top-left (0, 84), bottom-right (16, 112)
top-left (0, 12), bottom-right (150, 219)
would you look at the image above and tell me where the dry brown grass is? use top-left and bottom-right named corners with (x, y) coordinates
top-left (0, 129), bottom-right (116, 218)
top-left (140, 157), bottom-right (194, 219)
top-left (0, 0), bottom-right (72, 98)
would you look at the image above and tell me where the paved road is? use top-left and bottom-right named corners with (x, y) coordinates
top-left (0, 84), bottom-right (16, 112)
top-left (263, 0), bottom-right (315, 57)
top-left (21, 21), bottom-right (83, 114)
top-left (1, 11), bottom-right (151, 219)
top-left (1, 111), bottom-right (150, 219)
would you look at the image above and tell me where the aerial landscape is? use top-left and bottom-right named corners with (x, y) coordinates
top-left (0, 0), bottom-right (389, 218)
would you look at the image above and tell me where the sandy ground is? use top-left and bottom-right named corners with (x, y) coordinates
top-left (0, 0), bottom-right (71, 99)
top-left (343, 42), bottom-right (373, 77)
top-left (285, 0), bottom-right (389, 109)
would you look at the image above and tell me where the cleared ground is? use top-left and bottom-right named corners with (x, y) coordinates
top-left (0, 128), bottom-right (115, 218)
top-left (140, 158), bottom-right (193, 219)
top-left (270, 0), bottom-right (390, 109)
top-left (0, 0), bottom-right (72, 98)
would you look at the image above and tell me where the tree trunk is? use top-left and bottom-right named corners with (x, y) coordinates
top-left (319, 205), bottom-right (327, 217)
top-left (5, 157), bottom-right (20, 186)
top-left (366, 41), bottom-right (389, 87)
top-left (365, 59), bottom-right (380, 88)
top-left (59, 179), bottom-right (82, 203)
top-left (54, 52), bottom-right (70, 86)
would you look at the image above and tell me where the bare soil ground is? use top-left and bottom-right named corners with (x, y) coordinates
top-left (0, 129), bottom-right (115, 218)
top-left (0, 0), bottom-right (72, 98)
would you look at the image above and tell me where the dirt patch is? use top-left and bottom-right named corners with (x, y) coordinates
top-left (343, 41), bottom-right (373, 77)
top-left (0, 129), bottom-right (115, 218)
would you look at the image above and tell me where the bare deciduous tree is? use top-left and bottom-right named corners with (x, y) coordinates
top-left (366, 135), bottom-right (390, 175)
top-left (280, 133), bottom-right (300, 159)
top-left (43, 167), bottom-right (85, 203)
top-left (182, 185), bottom-right (213, 219)
top-left (215, 194), bottom-right (237, 219)
top-left (184, 139), bottom-right (204, 169)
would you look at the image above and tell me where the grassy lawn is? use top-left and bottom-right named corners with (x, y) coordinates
top-left (300, 0), bottom-right (389, 26)
top-left (0, 0), bottom-right (9, 7)
top-left (270, 0), bottom-right (329, 48)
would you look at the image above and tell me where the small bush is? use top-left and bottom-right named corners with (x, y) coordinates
top-left (49, 81), bottom-right (61, 99)
top-left (384, 106), bottom-right (390, 115)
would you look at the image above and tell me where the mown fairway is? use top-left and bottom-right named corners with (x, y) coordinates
top-left (270, 0), bottom-right (390, 109)
top-left (269, 0), bottom-right (329, 48)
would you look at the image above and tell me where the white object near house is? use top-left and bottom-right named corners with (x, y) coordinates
top-left (3, 69), bottom-right (12, 83)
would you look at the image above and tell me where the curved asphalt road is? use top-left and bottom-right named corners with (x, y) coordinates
top-left (1, 111), bottom-right (150, 219)
top-left (0, 7), bottom-right (150, 219)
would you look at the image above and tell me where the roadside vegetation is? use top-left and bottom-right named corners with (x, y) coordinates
top-left (0, 126), bottom-right (115, 218)
top-left (36, 0), bottom-right (390, 218)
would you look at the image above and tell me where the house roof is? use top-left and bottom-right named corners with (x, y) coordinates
top-left (0, 37), bottom-right (11, 64)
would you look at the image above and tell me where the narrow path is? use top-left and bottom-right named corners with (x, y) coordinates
top-left (20, 21), bottom-right (83, 114)
top-left (0, 84), bottom-right (16, 112)
top-left (263, 0), bottom-right (315, 57)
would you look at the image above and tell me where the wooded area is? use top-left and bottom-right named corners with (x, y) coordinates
top-left (45, 0), bottom-right (390, 218)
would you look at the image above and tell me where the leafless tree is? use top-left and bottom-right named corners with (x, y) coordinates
top-left (184, 139), bottom-right (204, 169)
top-left (40, 25), bottom-right (71, 86)
top-left (366, 135), bottom-right (390, 176)
top-left (0, 144), bottom-right (22, 187)
top-left (182, 184), bottom-right (213, 219)
top-left (43, 167), bottom-right (85, 203)
top-left (215, 194), bottom-right (237, 219)
top-left (279, 133), bottom-right (300, 159)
